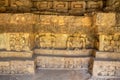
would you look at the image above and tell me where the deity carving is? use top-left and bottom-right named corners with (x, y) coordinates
top-left (35, 33), bottom-right (56, 49)
top-left (102, 35), bottom-right (120, 52)
top-left (67, 34), bottom-right (92, 50)
top-left (8, 33), bottom-right (29, 51)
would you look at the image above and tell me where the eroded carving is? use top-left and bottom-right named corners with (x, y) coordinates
top-left (35, 33), bottom-right (56, 49)
top-left (67, 34), bottom-right (93, 50)
top-left (8, 33), bottom-right (30, 51)
top-left (36, 57), bottom-right (90, 69)
top-left (100, 35), bottom-right (120, 52)
top-left (10, 0), bottom-right (32, 12)
top-left (93, 61), bottom-right (120, 77)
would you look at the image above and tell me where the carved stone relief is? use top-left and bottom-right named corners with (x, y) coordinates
top-left (36, 56), bottom-right (90, 69)
top-left (105, 0), bottom-right (120, 11)
top-left (93, 61), bottom-right (120, 77)
top-left (86, 1), bottom-right (103, 11)
top-left (35, 33), bottom-right (56, 49)
top-left (0, 0), bottom-right (8, 12)
top-left (99, 34), bottom-right (120, 52)
top-left (67, 34), bottom-right (93, 50)
top-left (0, 61), bottom-right (35, 74)
top-left (10, 0), bottom-right (32, 12)
top-left (6, 33), bottom-right (32, 51)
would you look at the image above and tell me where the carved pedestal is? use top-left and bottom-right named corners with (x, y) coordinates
top-left (0, 60), bottom-right (35, 74)
top-left (35, 56), bottom-right (92, 70)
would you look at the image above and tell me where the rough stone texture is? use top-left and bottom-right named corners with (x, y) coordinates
top-left (0, 51), bottom-right (33, 58)
top-left (0, 60), bottom-right (35, 74)
top-left (0, 61), bottom-right (10, 74)
top-left (105, 0), bottom-right (120, 11)
top-left (36, 56), bottom-right (92, 70)
top-left (0, 0), bottom-right (104, 15)
top-left (99, 34), bottom-right (120, 52)
top-left (35, 33), bottom-right (94, 49)
top-left (95, 12), bottom-right (116, 26)
top-left (0, 70), bottom-right (91, 80)
top-left (34, 49), bottom-right (93, 56)
top-left (86, 0), bottom-right (103, 11)
top-left (93, 60), bottom-right (120, 78)
top-left (96, 51), bottom-right (120, 60)
top-left (10, 60), bottom-right (35, 74)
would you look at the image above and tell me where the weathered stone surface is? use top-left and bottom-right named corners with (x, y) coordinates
top-left (0, 51), bottom-right (33, 58)
top-left (0, 60), bottom-right (35, 74)
top-left (86, 0), bottom-right (103, 11)
top-left (105, 0), bottom-right (120, 11)
top-left (34, 49), bottom-right (93, 56)
top-left (0, 61), bottom-right (10, 74)
top-left (93, 60), bottom-right (120, 78)
top-left (96, 52), bottom-right (120, 60)
top-left (95, 12), bottom-right (116, 26)
top-left (69, 1), bottom-right (86, 14)
top-left (99, 34), bottom-right (120, 52)
top-left (10, 60), bottom-right (35, 74)
top-left (4, 33), bottom-right (34, 51)
top-left (0, 0), bottom-right (8, 12)
top-left (35, 33), bottom-right (94, 49)
top-left (0, 13), bottom-right (36, 24)
top-left (36, 56), bottom-right (91, 70)
top-left (35, 15), bottom-right (93, 34)
top-left (10, 0), bottom-right (32, 12)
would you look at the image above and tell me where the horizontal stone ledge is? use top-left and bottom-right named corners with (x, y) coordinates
top-left (0, 51), bottom-right (33, 58)
top-left (34, 49), bottom-right (93, 56)
top-left (92, 60), bottom-right (120, 77)
top-left (35, 56), bottom-right (93, 70)
top-left (95, 51), bottom-right (120, 60)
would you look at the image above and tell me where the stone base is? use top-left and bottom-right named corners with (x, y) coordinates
top-left (92, 60), bottom-right (120, 78)
top-left (0, 60), bottom-right (35, 74)
top-left (90, 77), bottom-right (120, 80)
top-left (96, 51), bottom-right (120, 60)
top-left (35, 56), bottom-right (92, 70)
top-left (34, 49), bottom-right (93, 56)
top-left (0, 51), bottom-right (33, 58)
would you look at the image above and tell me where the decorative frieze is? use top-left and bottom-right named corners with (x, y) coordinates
top-left (93, 60), bottom-right (120, 78)
top-left (99, 34), bottom-right (120, 52)
top-left (35, 33), bottom-right (94, 49)
top-left (0, 60), bottom-right (35, 74)
top-left (10, 0), bottom-right (32, 12)
top-left (36, 56), bottom-right (91, 70)
top-left (105, 0), bottom-right (120, 11)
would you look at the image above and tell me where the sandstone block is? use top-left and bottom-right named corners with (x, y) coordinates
top-left (0, 51), bottom-right (33, 58)
top-left (34, 33), bottom-right (94, 49)
top-left (95, 13), bottom-right (116, 26)
top-left (96, 51), bottom-right (120, 60)
top-left (0, 61), bottom-right (10, 74)
top-left (99, 34), bottom-right (120, 52)
top-left (105, 0), bottom-right (120, 11)
top-left (69, 1), bottom-right (86, 14)
top-left (93, 60), bottom-right (120, 78)
top-left (34, 1), bottom-right (52, 10)
top-left (10, 60), bottom-right (35, 74)
top-left (53, 1), bottom-right (68, 12)
top-left (10, 0), bottom-right (32, 12)
top-left (86, 0), bottom-right (103, 11)
top-left (34, 49), bottom-right (93, 56)
top-left (36, 56), bottom-right (91, 70)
